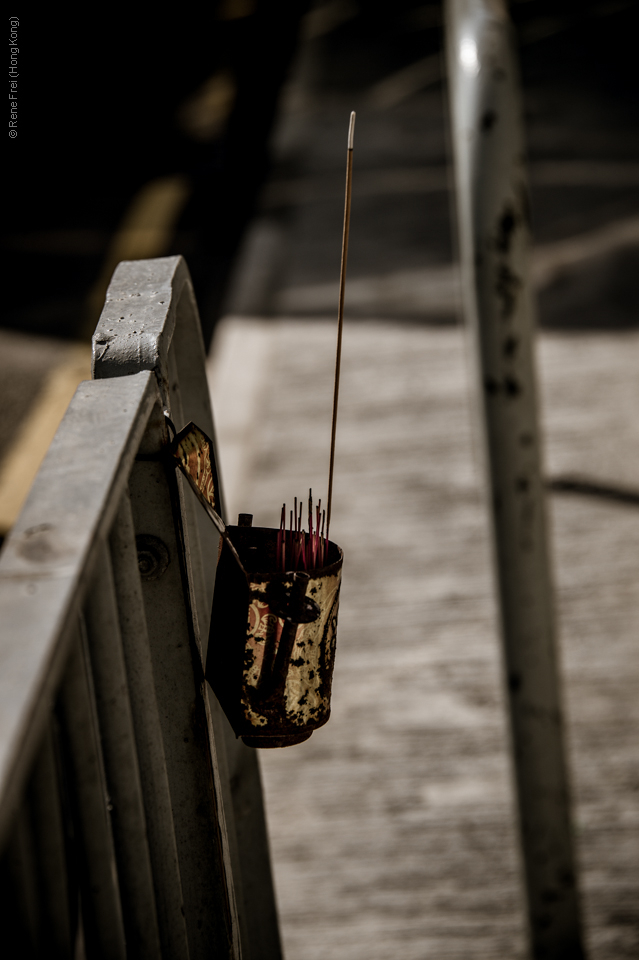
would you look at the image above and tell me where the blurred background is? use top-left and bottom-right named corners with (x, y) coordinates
top-left (2, 0), bottom-right (639, 530)
top-left (3, 2), bottom-right (638, 958)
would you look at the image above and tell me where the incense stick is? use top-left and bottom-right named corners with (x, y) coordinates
top-left (277, 490), bottom-right (327, 572)
top-left (326, 110), bottom-right (355, 545)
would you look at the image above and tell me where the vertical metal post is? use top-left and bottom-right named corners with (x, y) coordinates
top-left (445, 2), bottom-right (585, 958)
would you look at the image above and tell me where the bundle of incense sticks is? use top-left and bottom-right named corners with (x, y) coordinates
top-left (276, 489), bottom-right (327, 572)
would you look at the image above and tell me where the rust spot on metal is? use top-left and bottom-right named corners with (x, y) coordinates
top-left (505, 376), bottom-right (521, 397)
top-left (481, 109), bottom-right (497, 131)
top-left (508, 672), bottom-right (522, 693)
top-left (484, 375), bottom-right (521, 397)
top-left (495, 205), bottom-right (517, 254)
top-left (495, 263), bottom-right (520, 320)
top-left (517, 181), bottom-right (531, 228)
top-left (503, 335), bottom-right (518, 358)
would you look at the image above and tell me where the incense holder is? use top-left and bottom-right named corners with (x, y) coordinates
top-left (207, 522), bottom-right (343, 748)
top-left (170, 420), bottom-right (343, 748)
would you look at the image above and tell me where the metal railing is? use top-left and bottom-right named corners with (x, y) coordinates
top-left (446, 2), bottom-right (585, 958)
top-left (0, 256), bottom-right (280, 959)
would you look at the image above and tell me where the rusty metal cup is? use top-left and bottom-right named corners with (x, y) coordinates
top-left (169, 422), bottom-right (343, 748)
top-left (206, 519), bottom-right (343, 748)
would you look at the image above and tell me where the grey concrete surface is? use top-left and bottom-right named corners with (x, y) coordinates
top-left (209, 318), bottom-right (639, 960)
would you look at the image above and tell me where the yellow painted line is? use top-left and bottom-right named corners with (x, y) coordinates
top-left (178, 71), bottom-right (236, 141)
top-left (84, 174), bottom-right (191, 334)
top-left (0, 344), bottom-right (92, 535)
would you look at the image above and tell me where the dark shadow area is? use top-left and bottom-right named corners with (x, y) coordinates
top-left (548, 474), bottom-right (639, 507)
top-left (223, 0), bottom-right (639, 327)
top-left (5, 1), bottom-right (639, 347)
top-left (5, 3), bottom-right (309, 347)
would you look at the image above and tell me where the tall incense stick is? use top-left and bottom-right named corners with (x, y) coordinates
top-left (326, 110), bottom-right (355, 543)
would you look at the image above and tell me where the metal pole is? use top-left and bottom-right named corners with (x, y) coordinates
top-left (445, 2), bottom-right (585, 957)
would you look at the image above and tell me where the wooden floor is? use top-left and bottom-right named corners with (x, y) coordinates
top-left (208, 319), bottom-right (639, 960)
